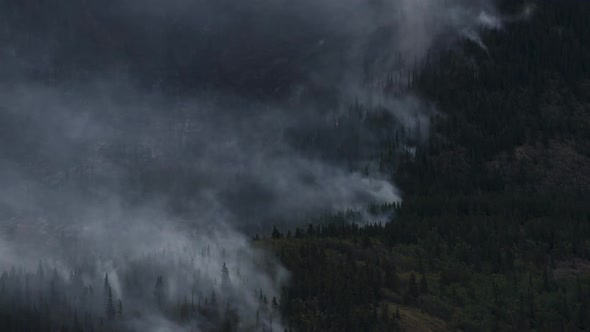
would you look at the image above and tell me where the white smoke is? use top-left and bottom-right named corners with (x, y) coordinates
top-left (0, 0), bottom-right (518, 330)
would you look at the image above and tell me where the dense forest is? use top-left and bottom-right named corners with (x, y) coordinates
top-left (262, 1), bottom-right (590, 331)
top-left (0, 0), bottom-right (589, 331)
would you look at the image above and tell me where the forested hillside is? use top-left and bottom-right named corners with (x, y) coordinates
top-left (0, 0), bottom-right (589, 331)
top-left (265, 1), bottom-right (590, 331)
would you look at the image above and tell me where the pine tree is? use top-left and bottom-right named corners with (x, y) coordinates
top-left (272, 226), bottom-right (282, 239)
top-left (221, 262), bottom-right (231, 290)
top-left (154, 275), bottom-right (164, 307)
top-left (103, 274), bottom-right (115, 319)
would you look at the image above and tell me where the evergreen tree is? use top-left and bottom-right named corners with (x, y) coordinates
top-left (221, 262), bottom-right (231, 290)
top-left (103, 274), bottom-right (115, 320)
top-left (154, 275), bottom-right (165, 307)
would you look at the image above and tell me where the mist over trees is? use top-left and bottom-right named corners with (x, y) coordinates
top-left (0, 244), bottom-right (285, 331)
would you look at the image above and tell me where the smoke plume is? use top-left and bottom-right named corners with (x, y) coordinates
top-left (0, 0), bottom-right (514, 330)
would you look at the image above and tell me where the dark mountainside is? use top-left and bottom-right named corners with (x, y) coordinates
top-left (266, 1), bottom-right (590, 331)
top-left (0, 0), bottom-right (589, 331)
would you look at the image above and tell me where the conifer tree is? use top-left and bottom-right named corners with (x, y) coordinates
top-left (154, 275), bottom-right (164, 307)
top-left (103, 274), bottom-right (115, 320)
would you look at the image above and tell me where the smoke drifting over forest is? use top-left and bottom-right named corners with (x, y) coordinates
top-left (0, 0), bottom-right (515, 330)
